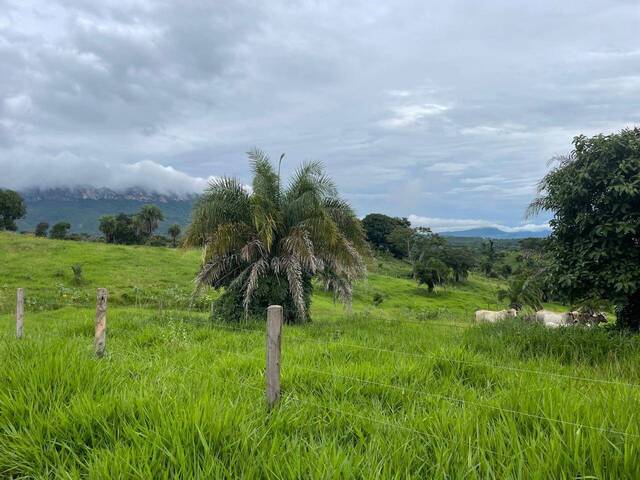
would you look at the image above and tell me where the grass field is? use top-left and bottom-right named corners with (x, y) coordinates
top-left (1, 232), bottom-right (639, 478)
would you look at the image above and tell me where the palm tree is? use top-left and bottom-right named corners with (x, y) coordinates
top-left (183, 149), bottom-right (367, 323)
top-left (136, 204), bottom-right (164, 238)
top-left (168, 224), bottom-right (182, 247)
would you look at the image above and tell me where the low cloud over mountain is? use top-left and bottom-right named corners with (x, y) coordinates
top-left (1, 0), bottom-right (636, 226)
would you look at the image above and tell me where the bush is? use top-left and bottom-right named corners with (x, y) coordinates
top-left (211, 274), bottom-right (313, 324)
top-left (50, 222), bottom-right (71, 240)
top-left (35, 222), bottom-right (49, 237)
top-left (71, 264), bottom-right (83, 285)
top-left (372, 292), bottom-right (384, 306)
top-left (146, 235), bottom-right (170, 247)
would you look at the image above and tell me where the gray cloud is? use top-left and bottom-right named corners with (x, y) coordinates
top-left (1, 0), bottom-right (638, 228)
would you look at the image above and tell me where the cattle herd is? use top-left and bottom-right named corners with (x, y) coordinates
top-left (474, 308), bottom-right (607, 328)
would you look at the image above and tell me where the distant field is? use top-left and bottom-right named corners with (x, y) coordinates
top-left (1, 232), bottom-right (639, 478)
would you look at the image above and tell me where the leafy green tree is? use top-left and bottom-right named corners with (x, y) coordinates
top-left (442, 245), bottom-right (476, 282)
top-left (0, 189), bottom-right (26, 231)
top-left (113, 214), bottom-right (140, 245)
top-left (386, 225), bottom-right (433, 266)
top-left (35, 222), bottom-right (49, 237)
top-left (98, 215), bottom-right (117, 243)
top-left (168, 224), bottom-right (181, 247)
top-left (184, 149), bottom-right (366, 323)
top-left (99, 214), bottom-right (140, 244)
top-left (136, 204), bottom-right (164, 239)
top-left (529, 128), bottom-right (640, 329)
top-left (362, 213), bottom-right (411, 257)
top-left (415, 257), bottom-right (450, 293)
top-left (49, 222), bottom-right (71, 240)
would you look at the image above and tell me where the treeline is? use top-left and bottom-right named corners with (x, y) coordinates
top-left (0, 190), bottom-right (182, 247)
top-left (362, 213), bottom-right (476, 291)
top-left (98, 205), bottom-right (181, 246)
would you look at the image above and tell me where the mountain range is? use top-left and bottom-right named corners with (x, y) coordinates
top-left (14, 187), bottom-right (550, 239)
top-left (440, 227), bottom-right (549, 239)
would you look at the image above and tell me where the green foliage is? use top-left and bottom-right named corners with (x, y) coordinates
top-left (136, 204), bottom-right (164, 238)
top-left (34, 222), bottom-right (49, 237)
top-left (0, 189), bottom-right (26, 231)
top-left (212, 274), bottom-right (313, 323)
top-left (99, 205), bottom-right (166, 245)
top-left (497, 274), bottom-right (544, 311)
top-left (70, 264), bottom-right (83, 285)
top-left (530, 128), bottom-right (640, 329)
top-left (480, 239), bottom-right (497, 276)
top-left (49, 222), bottom-right (71, 240)
top-left (410, 232), bottom-right (475, 290)
top-left (442, 245), bottom-right (476, 282)
top-left (361, 213), bottom-right (411, 257)
top-left (99, 213), bottom-right (138, 244)
top-left (372, 292), bottom-right (384, 306)
top-left (415, 257), bottom-right (450, 292)
top-left (184, 149), bottom-right (367, 323)
top-left (168, 224), bottom-right (181, 247)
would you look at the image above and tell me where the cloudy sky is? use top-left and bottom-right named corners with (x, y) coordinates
top-left (1, 1), bottom-right (638, 231)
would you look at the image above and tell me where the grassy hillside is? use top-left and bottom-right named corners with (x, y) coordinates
top-left (1, 232), bottom-right (639, 478)
top-left (0, 232), bottom-right (504, 316)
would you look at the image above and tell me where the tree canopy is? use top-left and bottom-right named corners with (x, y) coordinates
top-left (136, 204), bottom-right (164, 238)
top-left (168, 224), bottom-right (181, 247)
top-left (529, 128), bottom-right (640, 329)
top-left (184, 149), bottom-right (367, 323)
top-left (99, 205), bottom-right (166, 245)
top-left (0, 189), bottom-right (26, 231)
top-left (361, 213), bottom-right (411, 257)
top-left (49, 222), bottom-right (71, 240)
top-left (35, 222), bottom-right (49, 237)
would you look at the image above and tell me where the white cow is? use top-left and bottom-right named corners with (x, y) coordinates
top-left (475, 309), bottom-right (517, 323)
top-left (536, 310), bottom-right (577, 328)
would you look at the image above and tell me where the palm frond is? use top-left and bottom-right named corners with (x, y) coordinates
top-left (183, 177), bottom-right (251, 247)
top-left (248, 148), bottom-right (280, 205)
top-left (243, 258), bottom-right (269, 315)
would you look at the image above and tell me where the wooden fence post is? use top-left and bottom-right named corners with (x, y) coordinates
top-left (16, 288), bottom-right (24, 339)
top-left (95, 288), bottom-right (108, 358)
top-left (266, 305), bottom-right (283, 410)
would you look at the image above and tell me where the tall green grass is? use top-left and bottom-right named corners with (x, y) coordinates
top-left (1, 307), bottom-right (639, 478)
top-left (1, 232), bottom-right (639, 477)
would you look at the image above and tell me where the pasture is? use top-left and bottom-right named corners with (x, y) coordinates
top-left (1, 233), bottom-right (639, 478)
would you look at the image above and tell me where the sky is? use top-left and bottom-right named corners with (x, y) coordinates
top-left (1, 0), bottom-right (638, 232)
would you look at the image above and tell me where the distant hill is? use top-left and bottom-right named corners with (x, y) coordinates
top-left (17, 187), bottom-right (197, 234)
top-left (440, 227), bottom-right (549, 239)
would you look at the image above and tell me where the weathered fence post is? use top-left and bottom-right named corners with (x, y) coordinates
top-left (266, 305), bottom-right (283, 410)
top-left (95, 288), bottom-right (108, 358)
top-left (16, 288), bottom-right (24, 339)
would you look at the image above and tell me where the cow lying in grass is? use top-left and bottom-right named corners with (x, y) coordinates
top-left (535, 310), bottom-right (577, 328)
top-left (475, 309), bottom-right (517, 323)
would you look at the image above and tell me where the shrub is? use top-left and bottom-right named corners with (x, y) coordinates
top-left (372, 292), bottom-right (384, 306)
top-left (71, 264), bottom-right (83, 285)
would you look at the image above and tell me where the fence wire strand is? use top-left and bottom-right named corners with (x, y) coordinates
top-left (172, 317), bottom-right (640, 391)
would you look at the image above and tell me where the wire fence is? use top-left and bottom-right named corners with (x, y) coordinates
top-left (3, 288), bottom-right (640, 458)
